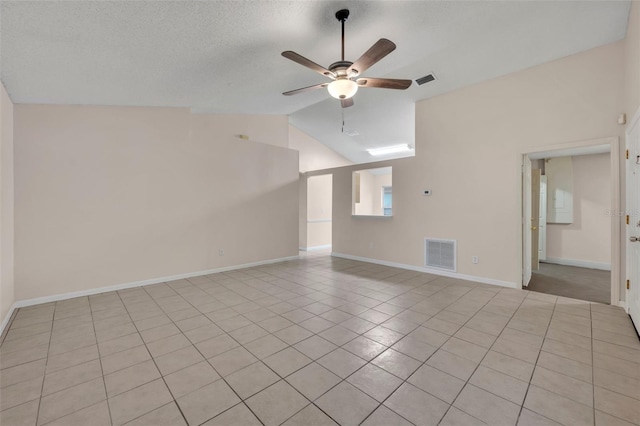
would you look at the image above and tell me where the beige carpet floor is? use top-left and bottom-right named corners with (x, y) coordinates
top-left (527, 263), bottom-right (611, 304)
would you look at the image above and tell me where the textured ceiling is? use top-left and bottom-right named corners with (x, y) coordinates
top-left (0, 1), bottom-right (632, 163)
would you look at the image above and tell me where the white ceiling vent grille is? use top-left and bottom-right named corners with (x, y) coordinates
top-left (424, 238), bottom-right (456, 272)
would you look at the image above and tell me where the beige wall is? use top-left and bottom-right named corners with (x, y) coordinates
top-left (288, 125), bottom-right (352, 172)
top-left (546, 154), bottom-right (611, 266)
top-left (298, 175), bottom-right (307, 249)
top-left (215, 114), bottom-right (290, 149)
top-left (372, 173), bottom-right (392, 217)
top-left (354, 170), bottom-right (375, 216)
top-left (625, 1), bottom-right (640, 116)
top-left (318, 41), bottom-right (624, 289)
top-left (307, 174), bottom-right (333, 221)
top-left (14, 105), bottom-right (299, 301)
top-left (307, 222), bottom-right (332, 249)
top-left (306, 174), bottom-right (332, 249)
top-left (1, 82), bottom-right (15, 324)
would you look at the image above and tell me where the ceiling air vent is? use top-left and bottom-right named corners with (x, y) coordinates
top-left (416, 73), bottom-right (436, 86)
top-left (344, 129), bottom-right (360, 137)
top-left (425, 238), bottom-right (456, 271)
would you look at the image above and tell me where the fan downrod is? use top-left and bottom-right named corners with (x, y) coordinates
top-left (336, 9), bottom-right (349, 61)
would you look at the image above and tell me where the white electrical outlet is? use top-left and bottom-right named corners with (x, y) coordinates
top-left (472, 256), bottom-right (479, 264)
top-left (369, 242), bottom-right (375, 249)
top-left (219, 249), bottom-right (224, 256)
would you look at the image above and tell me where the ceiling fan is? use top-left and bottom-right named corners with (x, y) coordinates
top-left (281, 9), bottom-right (412, 108)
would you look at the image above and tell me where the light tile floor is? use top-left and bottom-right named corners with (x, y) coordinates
top-left (1, 254), bottom-right (639, 426)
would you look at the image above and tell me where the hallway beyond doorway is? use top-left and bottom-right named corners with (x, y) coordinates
top-left (527, 263), bottom-right (610, 304)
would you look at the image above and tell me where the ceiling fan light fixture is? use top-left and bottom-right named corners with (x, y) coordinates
top-left (328, 78), bottom-right (358, 99)
top-left (281, 9), bottom-right (409, 108)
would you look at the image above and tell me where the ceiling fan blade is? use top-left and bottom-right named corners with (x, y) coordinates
top-left (282, 51), bottom-right (335, 79)
top-left (341, 98), bottom-right (354, 108)
top-left (356, 77), bottom-right (412, 90)
top-left (282, 83), bottom-right (328, 96)
top-left (347, 39), bottom-right (396, 76)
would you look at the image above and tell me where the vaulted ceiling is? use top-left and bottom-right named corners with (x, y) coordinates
top-left (0, 1), bottom-right (631, 163)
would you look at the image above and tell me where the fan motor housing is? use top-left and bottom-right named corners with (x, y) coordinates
top-left (329, 60), bottom-right (354, 77)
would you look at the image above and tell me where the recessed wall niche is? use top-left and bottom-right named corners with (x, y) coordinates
top-left (352, 166), bottom-right (392, 217)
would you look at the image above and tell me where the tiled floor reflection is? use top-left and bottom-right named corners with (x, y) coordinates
top-left (1, 254), bottom-right (639, 425)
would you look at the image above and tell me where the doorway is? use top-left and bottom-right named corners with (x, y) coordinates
top-left (522, 139), bottom-right (621, 306)
top-left (302, 174), bottom-right (333, 252)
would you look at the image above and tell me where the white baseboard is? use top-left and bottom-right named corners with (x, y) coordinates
top-left (1, 303), bottom-right (18, 340)
top-left (542, 257), bottom-right (611, 271)
top-left (1, 254), bottom-right (299, 336)
top-left (299, 245), bottom-right (332, 252)
top-left (331, 252), bottom-right (518, 289)
top-left (619, 300), bottom-right (628, 312)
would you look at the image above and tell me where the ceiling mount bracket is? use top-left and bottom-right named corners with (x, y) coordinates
top-left (335, 9), bottom-right (350, 22)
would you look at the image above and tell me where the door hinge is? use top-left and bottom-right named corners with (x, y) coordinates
top-left (627, 214), bottom-right (630, 225)
top-left (627, 279), bottom-right (630, 290)
top-left (626, 149), bottom-right (629, 159)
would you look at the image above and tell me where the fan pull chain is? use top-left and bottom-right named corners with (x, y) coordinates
top-left (341, 108), bottom-right (345, 133)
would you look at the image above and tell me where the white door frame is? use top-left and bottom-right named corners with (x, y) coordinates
top-left (522, 157), bottom-right (533, 287)
top-left (520, 136), bottom-right (621, 306)
top-left (626, 108), bottom-right (640, 323)
top-left (539, 176), bottom-right (547, 261)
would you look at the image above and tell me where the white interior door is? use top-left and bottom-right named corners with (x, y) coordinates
top-left (626, 118), bottom-right (640, 330)
top-left (523, 156), bottom-right (533, 287)
top-left (539, 176), bottom-right (547, 261)
top-left (532, 169), bottom-right (541, 271)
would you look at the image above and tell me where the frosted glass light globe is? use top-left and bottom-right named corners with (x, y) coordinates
top-left (328, 78), bottom-right (358, 99)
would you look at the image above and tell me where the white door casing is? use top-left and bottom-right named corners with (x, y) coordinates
top-left (626, 117), bottom-right (640, 330)
top-left (532, 169), bottom-right (541, 271)
top-left (521, 137), bottom-right (620, 306)
top-left (523, 156), bottom-right (533, 287)
top-left (539, 176), bottom-right (547, 261)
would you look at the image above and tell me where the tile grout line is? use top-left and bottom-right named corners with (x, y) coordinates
top-left (513, 298), bottom-right (619, 422)
top-left (32, 301), bottom-right (56, 426)
top-left (26, 301), bottom-right (107, 424)
top-left (272, 272), bottom-right (533, 425)
top-left (267, 266), bottom-right (443, 426)
top-left (113, 289), bottom-right (192, 426)
top-left (534, 304), bottom-right (625, 408)
top-left (588, 306), bottom-right (640, 425)
top-left (513, 295), bottom-right (558, 425)
top-left (355, 292), bottom-right (476, 424)
top-left (139, 273), bottom-right (278, 425)
top-left (426, 289), bottom-right (534, 425)
top-left (342, 285), bottom-right (503, 424)
top-left (197, 265), bottom-right (451, 426)
top-left (165, 280), bottom-right (305, 426)
top-left (89, 296), bottom-right (115, 426)
top-left (591, 302), bottom-right (596, 426)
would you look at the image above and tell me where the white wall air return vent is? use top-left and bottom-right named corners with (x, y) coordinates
top-left (424, 238), bottom-right (457, 271)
